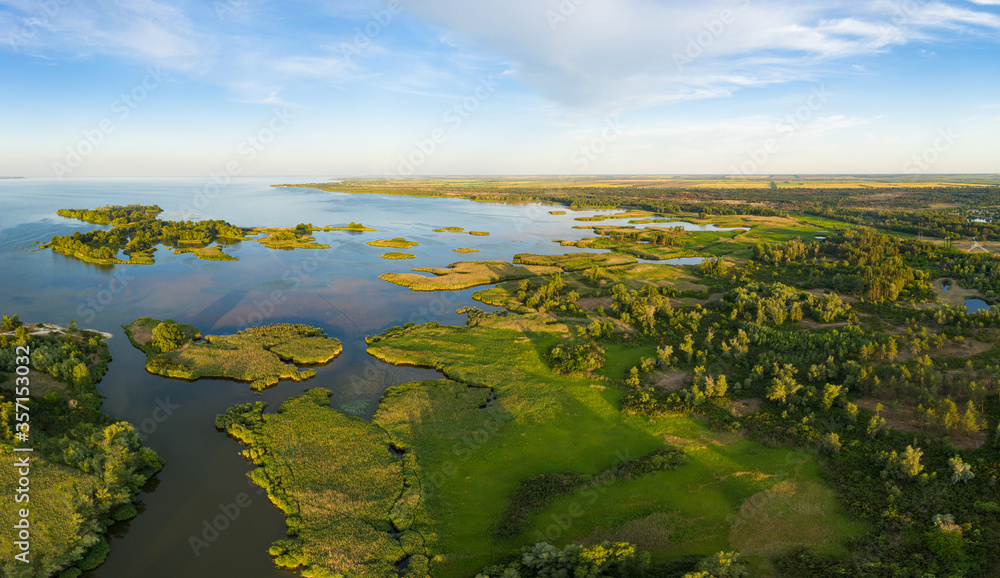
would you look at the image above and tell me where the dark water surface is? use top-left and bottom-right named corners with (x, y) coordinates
top-left (0, 177), bottom-right (624, 577)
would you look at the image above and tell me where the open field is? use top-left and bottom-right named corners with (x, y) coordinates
top-left (277, 175), bottom-right (1000, 202)
top-left (360, 318), bottom-right (864, 577)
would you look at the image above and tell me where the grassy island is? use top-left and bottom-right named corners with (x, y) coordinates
top-left (467, 231), bottom-right (490, 236)
top-left (172, 245), bottom-right (240, 261)
top-left (433, 227), bottom-right (464, 233)
top-left (381, 252), bottom-right (416, 260)
top-left (368, 238), bottom-right (419, 249)
top-left (252, 227), bottom-right (331, 250)
top-left (0, 315), bottom-right (162, 577)
top-left (315, 222), bottom-right (378, 232)
top-left (380, 260), bottom-right (562, 291)
top-left (124, 318), bottom-right (342, 391)
top-left (452, 247), bottom-right (480, 253)
top-left (43, 206), bottom-right (348, 265)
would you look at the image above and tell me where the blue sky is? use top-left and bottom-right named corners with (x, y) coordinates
top-left (1, 0), bottom-right (998, 177)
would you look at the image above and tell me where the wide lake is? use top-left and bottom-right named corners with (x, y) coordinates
top-left (0, 177), bottom-right (680, 577)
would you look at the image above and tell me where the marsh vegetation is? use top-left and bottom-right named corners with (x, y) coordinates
top-left (124, 318), bottom-right (342, 391)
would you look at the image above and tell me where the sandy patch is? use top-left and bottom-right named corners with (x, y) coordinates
top-left (651, 370), bottom-right (689, 392)
top-left (929, 278), bottom-right (985, 308)
top-left (577, 296), bottom-right (613, 312)
top-left (728, 397), bottom-right (763, 416)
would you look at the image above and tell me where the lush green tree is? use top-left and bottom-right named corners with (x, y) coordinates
top-left (949, 455), bottom-right (974, 484)
top-left (900, 445), bottom-right (924, 478)
top-left (151, 321), bottom-right (185, 353)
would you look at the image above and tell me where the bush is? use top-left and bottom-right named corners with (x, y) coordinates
top-left (77, 537), bottom-right (110, 571)
top-left (112, 503), bottom-right (138, 521)
top-left (924, 530), bottom-right (963, 562)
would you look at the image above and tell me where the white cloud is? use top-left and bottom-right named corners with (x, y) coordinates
top-left (401, 0), bottom-right (1000, 112)
top-left (0, 0), bottom-right (200, 63)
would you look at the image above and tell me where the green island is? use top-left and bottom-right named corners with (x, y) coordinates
top-left (0, 315), bottom-right (162, 578)
top-left (549, 210), bottom-right (567, 215)
top-left (313, 222), bottom-right (379, 232)
top-left (123, 318), bottom-right (342, 391)
top-left (433, 227), bottom-right (464, 233)
top-left (41, 206), bottom-right (374, 265)
top-left (468, 231), bottom-right (490, 236)
top-left (381, 252), bottom-right (416, 260)
top-left (452, 247), bottom-right (480, 253)
top-left (380, 261), bottom-right (562, 292)
top-left (220, 178), bottom-right (1000, 578)
top-left (254, 225), bottom-right (332, 250)
top-left (369, 238), bottom-right (420, 249)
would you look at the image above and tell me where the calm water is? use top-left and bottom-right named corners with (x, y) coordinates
top-left (966, 298), bottom-right (991, 313)
top-left (0, 177), bottom-right (630, 577)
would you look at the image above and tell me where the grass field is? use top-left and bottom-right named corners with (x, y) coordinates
top-left (361, 317), bottom-right (863, 577)
top-left (563, 213), bottom-right (838, 261)
top-left (276, 175), bottom-right (1000, 203)
top-left (125, 319), bottom-right (342, 390)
